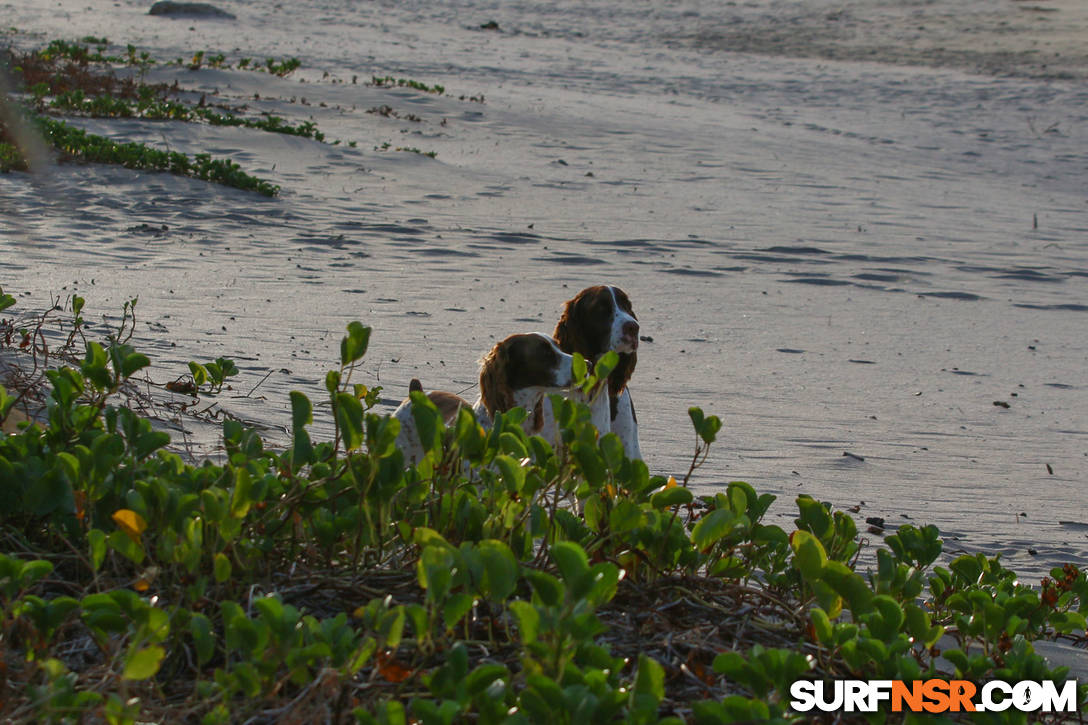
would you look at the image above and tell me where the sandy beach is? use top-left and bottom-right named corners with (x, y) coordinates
top-left (2, 0), bottom-right (1086, 588)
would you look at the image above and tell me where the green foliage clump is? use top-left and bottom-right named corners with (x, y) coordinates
top-left (47, 89), bottom-right (327, 142)
top-left (370, 75), bottom-right (446, 94)
top-left (13, 40), bottom-right (324, 142)
top-left (0, 141), bottom-right (27, 171)
top-left (1, 40), bottom-right (285, 195)
top-left (40, 37), bottom-right (124, 65)
top-left (38, 117), bottom-right (280, 196)
top-left (4, 37), bottom-right (483, 194)
top-left (264, 56), bottom-right (301, 76)
top-left (374, 140), bottom-right (438, 157)
top-left (0, 292), bottom-right (1086, 723)
top-left (183, 49), bottom-right (300, 76)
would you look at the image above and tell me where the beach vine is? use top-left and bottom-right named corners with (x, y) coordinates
top-left (1, 36), bottom-right (457, 186)
top-left (0, 38), bottom-right (284, 194)
top-left (0, 292), bottom-right (1085, 723)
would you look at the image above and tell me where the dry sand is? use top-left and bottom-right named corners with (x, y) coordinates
top-left (2, 0), bottom-right (1087, 590)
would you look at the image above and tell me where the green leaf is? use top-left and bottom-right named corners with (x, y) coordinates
top-left (135, 430), bottom-right (170, 459)
top-left (509, 600), bottom-right (539, 643)
top-left (498, 431), bottom-right (528, 459)
top-left (688, 407), bottom-right (722, 445)
top-left (522, 677), bottom-right (561, 721)
top-left (478, 539), bottom-right (519, 602)
top-left (523, 570), bottom-right (563, 608)
top-left (494, 455), bottom-right (526, 494)
top-left (794, 495), bottom-right (832, 538)
top-left (634, 654), bottom-right (665, 704)
top-left (465, 664), bottom-right (508, 697)
top-left (369, 414), bottom-right (401, 458)
top-left (222, 419), bottom-right (243, 447)
top-left (409, 390), bottom-right (441, 454)
top-left (442, 593), bottom-right (475, 630)
top-left (190, 613), bottom-right (215, 666)
top-left (609, 500), bottom-right (643, 534)
top-left (594, 350), bottom-right (619, 380)
top-left (583, 494), bottom-right (603, 532)
top-left (650, 485), bottom-right (693, 510)
top-left (215, 357), bottom-right (239, 378)
top-left (88, 529), bottom-right (107, 571)
top-left (403, 605), bottom-right (428, 643)
top-left (290, 390), bottom-right (313, 429)
top-left (454, 407), bottom-right (484, 458)
top-left (213, 552), bottom-right (232, 583)
top-left (254, 596), bottom-right (285, 627)
top-left (121, 352), bottom-right (150, 379)
top-left (21, 559), bottom-right (55, 588)
top-left (374, 700), bottom-right (406, 725)
top-left (122, 645), bottom-right (165, 680)
top-left (866, 595), bottom-right (905, 641)
top-left (336, 393), bottom-right (364, 451)
top-left (586, 562), bottom-right (620, 606)
top-left (693, 509), bottom-right (741, 550)
top-left (82, 342), bottom-right (113, 390)
top-left (340, 322), bottom-right (372, 365)
top-left (24, 468), bottom-right (74, 517)
top-left (698, 414), bottom-right (722, 445)
top-left (551, 541), bottom-right (589, 584)
top-left (711, 651), bottom-right (745, 677)
top-left (571, 442), bottom-right (607, 486)
top-left (349, 637), bottom-right (377, 675)
top-left (572, 353), bottom-right (588, 385)
top-left (821, 561), bottom-right (873, 614)
top-left (188, 361), bottom-right (208, 386)
top-left (229, 469), bottom-right (254, 518)
top-left (904, 603), bottom-right (943, 647)
top-left (379, 607), bottom-right (405, 649)
top-left (289, 391), bottom-right (314, 466)
top-left (413, 527), bottom-right (453, 550)
top-left (0, 385), bottom-right (11, 421)
top-left (810, 607), bottom-right (833, 642)
top-left (418, 546), bottom-right (455, 602)
top-left (949, 554), bottom-right (984, 586)
top-left (106, 529), bottom-right (144, 564)
top-left (600, 428), bottom-right (626, 468)
top-left (790, 529), bottom-right (827, 581)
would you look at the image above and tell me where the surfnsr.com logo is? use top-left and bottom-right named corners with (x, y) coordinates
top-left (790, 679), bottom-right (1078, 714)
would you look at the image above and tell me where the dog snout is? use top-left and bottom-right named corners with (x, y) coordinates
top-left (622, 320), bottom-right (639, 347)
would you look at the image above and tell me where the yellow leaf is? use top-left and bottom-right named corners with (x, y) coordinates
top-left (666, 476), bottom-right (678, 489)
top-left (112, 509), bottom-right (148, 542)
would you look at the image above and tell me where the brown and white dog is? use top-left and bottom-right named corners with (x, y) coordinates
top-left (553, 285), bottom-right (641, 458)
top-left (393, 332), bottom-right (574, 464)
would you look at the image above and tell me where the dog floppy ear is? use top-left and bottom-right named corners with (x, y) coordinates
top-left (553, 293), bottom-right (589, 356)
top-left (479, 341), bottom-right (515, 417)
top-left (608, 351), bottom-right (637, 420)
top-left (609, 351), bottom-right (637, 398)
